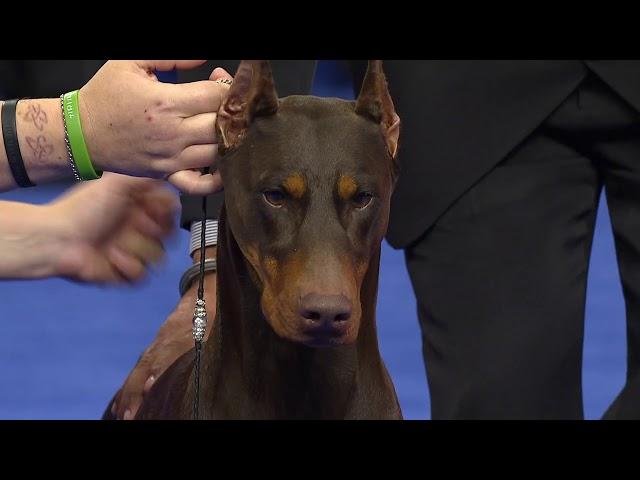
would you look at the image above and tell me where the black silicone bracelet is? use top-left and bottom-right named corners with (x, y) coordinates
top-left (2, 99), bottom-right (35, 188)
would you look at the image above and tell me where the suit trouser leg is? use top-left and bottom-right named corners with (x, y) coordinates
top-left (404, 84), bottom-right (604, 418)
top-left (600, 144), bottom-right (640, 417)
top-left (533, 74), bottom-right (640, 419)
top-left (580, 89), bottom-right (640, 419)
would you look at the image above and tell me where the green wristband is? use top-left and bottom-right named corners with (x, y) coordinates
top-left (63, 90), bottom-right (101, 181)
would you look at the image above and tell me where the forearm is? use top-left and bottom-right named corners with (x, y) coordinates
top-left (183, 240), bottom-right (217, 298)
top-left (0, 200), bottom-right (65, 279)
top-left (0, 99), bottom-right (71, 192)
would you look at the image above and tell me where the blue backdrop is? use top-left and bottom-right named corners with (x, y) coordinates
top-left (0, 61), bottom-right (627, 419)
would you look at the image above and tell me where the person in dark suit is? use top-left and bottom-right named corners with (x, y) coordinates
top-left (110, 60), bottom-right (640, 420)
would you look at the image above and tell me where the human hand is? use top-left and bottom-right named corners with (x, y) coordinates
top-left (79, 60), bottom-right (233, 195)
top-left (48, 172), bottom-right (178, 284)
top-left (111, 265), bottom-right (216, 419)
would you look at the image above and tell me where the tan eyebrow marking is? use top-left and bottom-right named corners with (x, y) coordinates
top-left (282, 173), bottom-right (306, 199)
top-left (337, 174), bottom-right (358, 200)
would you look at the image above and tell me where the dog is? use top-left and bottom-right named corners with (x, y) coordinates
top-left (103, 59), bottom-right (402, 419)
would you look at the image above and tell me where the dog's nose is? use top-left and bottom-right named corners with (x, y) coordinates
top-left (300, 294), bottom-right (352, 324)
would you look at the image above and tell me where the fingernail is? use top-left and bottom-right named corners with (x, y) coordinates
top-left (123, 409), bottom-right (133, 420)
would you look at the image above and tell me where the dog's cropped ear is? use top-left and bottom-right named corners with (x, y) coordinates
top-left (217, 60), bottom-right (279, 151)
top-left (355, 60), bottom-right (400, 161)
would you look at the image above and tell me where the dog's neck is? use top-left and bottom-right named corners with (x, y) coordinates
top-left (199, 205), bottom-right (388, 419)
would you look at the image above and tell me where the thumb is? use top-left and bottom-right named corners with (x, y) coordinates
top-left (210, 67), bottom-right (233, 82)
top-left (167, 169), bottom-right (223, 196)
top-left (136, 60), bottom-right (207, 72)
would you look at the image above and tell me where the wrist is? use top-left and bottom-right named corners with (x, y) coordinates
top-left (78, 84), bottom-right (112, 176)
top-left (192, 246), bottom-right (217, 263)
top-left (189, 219), bottom-right (219, 257)
top-left (62, 90), bottom-right (102, 181)
top-left (181, 221), bottom-right (218, 297)
top-left (181, 264), bottom-right (217, 302)
top-left (181, 246), bottom-right (217, 299)
top-left (40, 204), bottom-right (73, 278)
top-left (0, 201), bottom-right (65, 278)
top-left (39, 201), bottom-right (83, 278)
top-left (15, 99), bottom-right (70, 185)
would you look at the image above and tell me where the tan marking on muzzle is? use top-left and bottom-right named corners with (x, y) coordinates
top-left (263, 255), bottom-right (279, 280)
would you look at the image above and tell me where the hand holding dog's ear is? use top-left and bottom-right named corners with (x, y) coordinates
top-left (166, 67), bottom-right (234, 195)
top-left (78, 60), bottom-right (233, 195)
top-left (217, 60), bottom-right (279, 151)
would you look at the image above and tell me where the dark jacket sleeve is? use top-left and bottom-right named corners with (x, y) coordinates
top-left (0, 60), bottom-right (106, 99)
top-left (178, 60), bottom-right (317, 230)
top-left (180, 193), bottom-right (225, 230)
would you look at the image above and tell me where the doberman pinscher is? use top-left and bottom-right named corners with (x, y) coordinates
top-left (103, 59), bottom-right (402, 419)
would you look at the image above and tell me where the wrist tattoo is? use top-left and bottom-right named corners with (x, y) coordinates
top-left (23, 103), bottom-right (48, 131)
top-left (26, 135), bottom-right (54, 160)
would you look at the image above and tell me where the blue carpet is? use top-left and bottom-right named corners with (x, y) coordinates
top-left (0, 61), bottom-right (627, 419)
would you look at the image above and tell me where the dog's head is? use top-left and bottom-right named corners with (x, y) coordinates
top-left (216, 60), bottom-right (399, 347)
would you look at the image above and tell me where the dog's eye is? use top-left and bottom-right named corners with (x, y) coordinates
top-left (263, 190), bottom-right (286, 208)
top-left (353, 191), bottom-right (373, 209)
